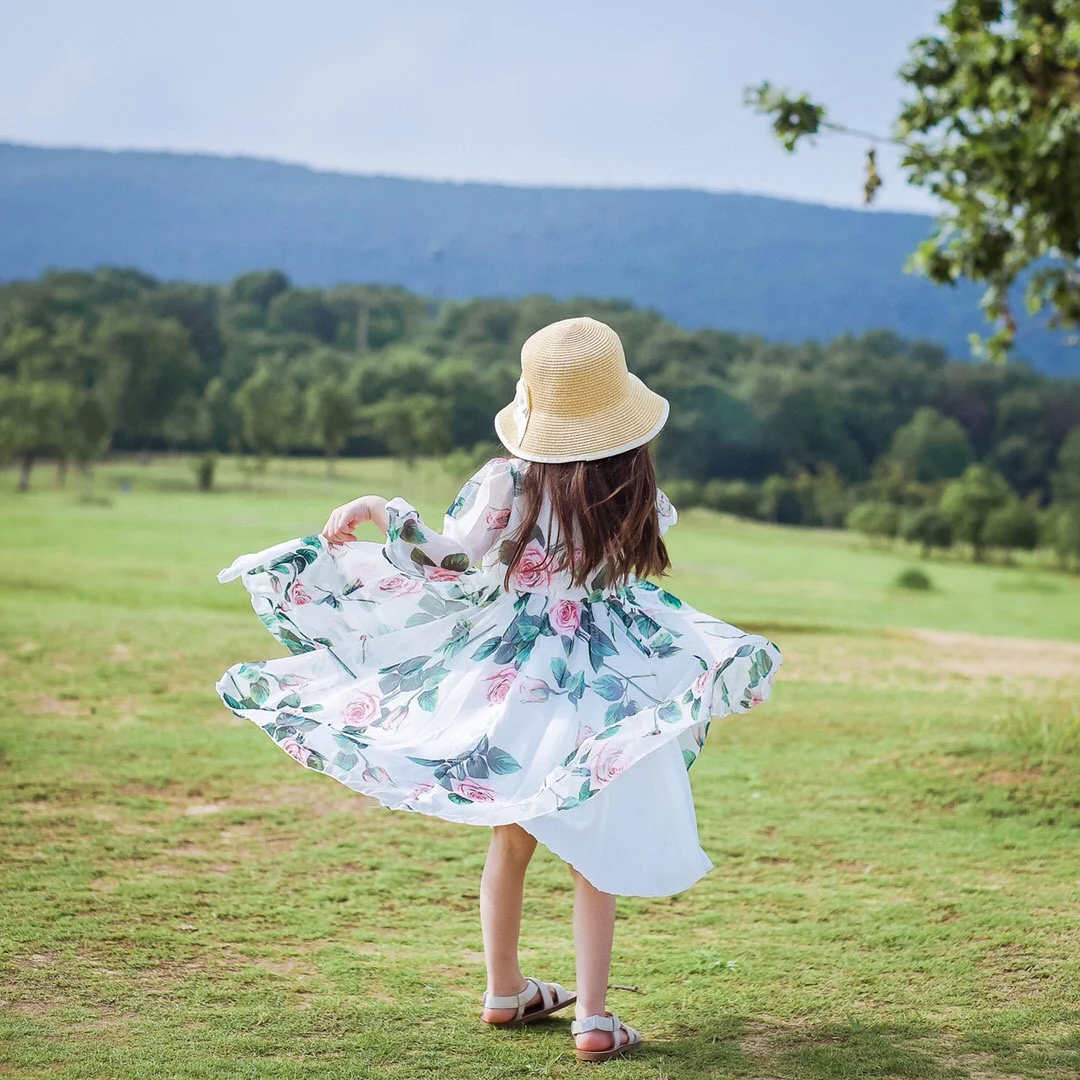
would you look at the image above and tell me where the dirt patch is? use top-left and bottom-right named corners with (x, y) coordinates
top-left (33, 696), bottom-right (82, 717)
top-left (904, 628), bottom-right (1080, 683)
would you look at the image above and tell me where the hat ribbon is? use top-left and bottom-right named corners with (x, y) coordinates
top-left (511, 378), bottom-right (531, 442)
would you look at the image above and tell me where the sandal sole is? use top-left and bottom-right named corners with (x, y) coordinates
top-left (481, 993), bottom-right (577, 1029)
top-left (575, 1040), bottom-right (642, 1063)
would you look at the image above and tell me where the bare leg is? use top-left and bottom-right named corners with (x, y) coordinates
top-left (569, 863), bottom-right (632, 1054)
top-left (480, 824), bottom-right (539, 1022)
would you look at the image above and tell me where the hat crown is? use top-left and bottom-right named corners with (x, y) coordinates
top-left (520, 317), bottom-right (629, 407)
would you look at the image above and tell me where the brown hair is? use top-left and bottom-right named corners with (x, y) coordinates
top-left (503, 445), bottom-right (670, 589)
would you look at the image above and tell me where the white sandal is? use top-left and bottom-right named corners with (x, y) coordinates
top-left (480, 976), bottom-right (576, 1028)
top-left (571, 1013), bottom-right (643, 1063)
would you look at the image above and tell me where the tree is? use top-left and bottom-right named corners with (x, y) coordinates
top-left (230, 270), bottom-right (290, 311)
top-left (363, 395), bottom-right (452, 468)
top-left (940, 464), bottom-right (1013, 560)
top-left (984, 499), bottom-right (1040, 559)
top-left (234, 365), bottom-right (300, 464)
top-left (306, 379), bottom-right (356, 477)
top-left (95, 314), bottom-right (202, 451)
top-left (746, 1), bottom-right (1080, 360)
top-left (901, 506), bottom-right (955, 557)
top-left (0, 378), bottom-right (74, 491)
top-left (267, 290), bottom-right (337, 343)
top-left (889, 407), bottom-right (974, 482)
top-left (1052, 426), bottom-right (1080, 503)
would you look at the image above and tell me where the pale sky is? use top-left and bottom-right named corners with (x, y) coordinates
top-left (3, 1), bottom-right (945, 212)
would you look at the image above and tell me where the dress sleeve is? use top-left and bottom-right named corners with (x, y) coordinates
top-left (383, 458), bottom-right (517, 578)
top-left (657, 487), bottom-right (678, 536)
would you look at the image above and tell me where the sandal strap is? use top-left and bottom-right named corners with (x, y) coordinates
top-left (572, 1014), bottom-right (640, 1047)
top-left (482, 977), bottom-right (539, 1015)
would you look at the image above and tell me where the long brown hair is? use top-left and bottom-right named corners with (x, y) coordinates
top-left (503, 445), bottom-right (670, 589)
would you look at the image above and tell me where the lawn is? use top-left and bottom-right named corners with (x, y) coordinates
top-left (2, 455), bottom-right (1079, 1079)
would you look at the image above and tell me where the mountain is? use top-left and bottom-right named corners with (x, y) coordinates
top-left (0, 141), bottom-right (1075, 376)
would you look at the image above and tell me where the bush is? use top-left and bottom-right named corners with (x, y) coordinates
top-left (846, 501), bottom-right (900, 542)
top-left (662, 479), bottom-right (705, 510)
top-left (760, 475), bottom-right (807, 525)
top-left (893, 567), bottom-right (933, 591)
top-left (901, 506), bottom-right (954, 556)
top-left (701, 479), bottom-right (760, 518)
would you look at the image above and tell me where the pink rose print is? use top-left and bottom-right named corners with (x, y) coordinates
top-left (589, 743), bottom-right (628, 786)
top-left (457, 778), bottom-right (496, 803)
top-left (693, 669), bottom-right (713, 698)
top-left (278, 674), bottom-right (308, 689)
top-left (410, 782), bottom-right (435, 799)
top-left (485, 507), bottom-right (511, 530)
top-left (289, 583), bottom-right (311, 605)
top-left (280, 737), bottom-right (311, 765)
top-left (379, 576), bottom-right (423, 596)
top-left (343, 694), bottom-right (379, 726)
top-left (549, 600), bottom-right (581, 636)
top-left (425, 565), bottom-right (461, 582)
top-left (511, 541), bottom-right (555, 591)
top-left (518, 678), bottom-right (550, 703)
top-left (361, 766), bottom-right (392, 784)
top-left (485, 667), bottom-right (517, 704)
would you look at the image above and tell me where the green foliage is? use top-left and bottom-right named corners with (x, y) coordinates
top-left (747, 0), bottom-right (1080, 360)
top-left (984, 499), bottom-right (1040, 555)
top-left (893, 566), bottom-right (934, 591)
top-left (847, 502), bottom-right (901, 542)
top-left (701, 479), bottom-right (761, 519)
top-left (901, 506), bottom-right (955, 556)
top-left (940, 464), bottom-right (1014, 560)
top-left (889, 406), bottom-right (974, 481)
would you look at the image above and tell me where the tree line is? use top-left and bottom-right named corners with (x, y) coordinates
top-left (1, 266), bottom-right (1079, 567)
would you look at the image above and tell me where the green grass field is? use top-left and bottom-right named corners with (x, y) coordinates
top-left (2, 455), bottom-right (1079, 1080)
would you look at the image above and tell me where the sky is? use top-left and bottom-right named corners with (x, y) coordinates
top-left (3, 0), bottom-right (946, 212)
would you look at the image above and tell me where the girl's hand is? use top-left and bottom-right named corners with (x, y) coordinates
top-left (322, 495), bottom-right (389, 543)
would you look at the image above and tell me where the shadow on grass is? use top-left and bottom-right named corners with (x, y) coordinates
top-left (644, 1016), bottom-right (1073, 1080)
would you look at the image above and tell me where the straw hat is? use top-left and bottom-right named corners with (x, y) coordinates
top-left (494, 317), bottom-right (669, 463)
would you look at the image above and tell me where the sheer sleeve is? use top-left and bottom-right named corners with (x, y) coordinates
top-left (657, 488), bottom-right (678, 536)
top-left (383, 458), bottom-right (517, 578)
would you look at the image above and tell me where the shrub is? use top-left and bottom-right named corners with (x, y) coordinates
top-left (662, 479), bottom-right (705, 510)
top-left (893, 567), bottom-right (933, 591)
top-left (846, 501), bottom-right (900, 542)
top-left (191, 452), bottom-right (217, 492)
top-left (701, 479), bottom-right (760, 518)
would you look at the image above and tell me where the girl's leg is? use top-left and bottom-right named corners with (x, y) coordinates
top-left (480, 824), bottom-right (539, 1022)
top-left (569, 863), bottom-right (630, 1054)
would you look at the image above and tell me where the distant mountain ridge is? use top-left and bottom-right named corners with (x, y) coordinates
top-left (0, 141), bottom-right (1074, 377)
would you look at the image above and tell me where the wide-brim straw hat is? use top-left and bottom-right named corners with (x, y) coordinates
top-left (494, 316), bottom-right (669, 463)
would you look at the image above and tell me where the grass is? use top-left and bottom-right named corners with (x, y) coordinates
top-left (2, 454), bottom-right (1079, 1079)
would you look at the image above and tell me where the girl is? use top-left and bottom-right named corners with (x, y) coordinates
top-left (216, 316), bottom-right (782, 1063)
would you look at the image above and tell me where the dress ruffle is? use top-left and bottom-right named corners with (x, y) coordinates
top-left (215, 459), bottom-right (782, 895)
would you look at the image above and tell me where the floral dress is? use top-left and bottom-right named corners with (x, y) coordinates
top-left (215, 457), bottom-right (782, 897)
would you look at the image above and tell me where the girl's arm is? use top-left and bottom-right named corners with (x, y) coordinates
top-left (322, 495), bottom-right (390, 542)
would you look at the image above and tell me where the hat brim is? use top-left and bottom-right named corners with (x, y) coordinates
top-left (494, 375), bottom-right (669, 464)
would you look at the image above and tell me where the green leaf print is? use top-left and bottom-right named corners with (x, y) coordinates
top-left (466, 756), bottom-right (490, 779)
top-left (276, 692), bottom-right (302, 709)
top-left (657, 700), bottom-right (682, 724)
top-left (593, 675), bottom-right (625, 701)
top-left (249, 678), bottom-right (271, 705)
top-left (407, 755), bottom-right (445, 767)
top-left (440, 552), bottom-right (470, 572)
top-left (485, 746), bottom-right (521, 775)
top-left (657, 589), bottom-right (683, 609)
top-left (471, 637), bottom-right (500, 661)
top-left (568, 672), bottom-right (586, 706)
top-left (222, 692), bottom-right (245, 712)
top-left (594, 725), bottom-right (621, 741)
top-left (550, 658), bottom-right (569, 688)
top-left (405, 612), bottom-right (436, 627)
top-left (497, 539), bottom-right (518, 565)
top-left (447, 792), bottom-right (473, 805)
top-left (278, 629), bottom-right (316, 655)
top-left (400, 519), bottom-right (426, 544)
top-left (410, 547), bottom-right (436, 568)
top-left (333, 751), bottom-right (359, 770)
top-left (586, 627), bottom-right (618, 673)
top-left (682, 749), bottom-right (697, 770)
top-left (417, 688), bottom-right (439, 712)
top-left (306, 752), bottom-right (326, 772)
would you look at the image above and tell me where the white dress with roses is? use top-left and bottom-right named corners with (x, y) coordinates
top-left (215, 457), bottom-right (781, 897)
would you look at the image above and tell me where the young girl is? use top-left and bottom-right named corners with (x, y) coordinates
top-left (216, 316), bottom-right (781, 1063)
